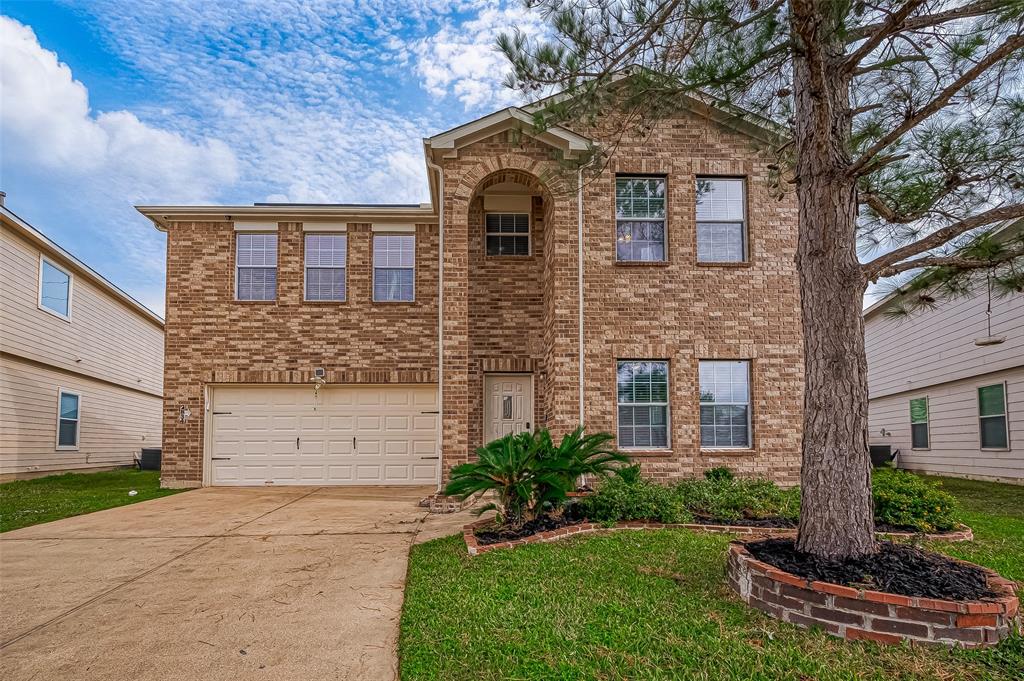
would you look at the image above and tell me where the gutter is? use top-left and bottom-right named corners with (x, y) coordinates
top-left (425, 154), bottom-right (445, 492)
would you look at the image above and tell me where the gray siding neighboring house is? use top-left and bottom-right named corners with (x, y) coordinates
top-left (864, 223), bottom-right (1024, 484)
top-left (0, 198), bottom-right (164, 480)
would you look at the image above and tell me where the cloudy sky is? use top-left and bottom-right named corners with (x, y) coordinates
top-left (1, 0), bottom-right (546, 315)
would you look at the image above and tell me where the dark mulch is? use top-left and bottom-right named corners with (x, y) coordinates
top-left (475, 514), bottom-right (585, 545)
top-left (874, 522), bottom-right (957, 535)
top-left (746, 538), bottom-right (995, 600)
top-left (690, 516), bottom-right (797, 528)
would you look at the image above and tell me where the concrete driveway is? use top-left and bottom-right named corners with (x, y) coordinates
top-left (0, 486), bottom-right (471, 681)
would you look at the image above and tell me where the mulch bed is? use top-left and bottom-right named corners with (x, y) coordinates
top-left (690, 516), bottom-right (796, 528)
top-left (475, 514), bottom-right (586, 545)
top-left (746, 537), bottom-right (995, 600)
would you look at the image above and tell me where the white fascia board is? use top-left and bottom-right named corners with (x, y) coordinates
top-left (371, 224), bottom-right (416, 233)
top-left (302, 222), bottom-right (348, 232)
top-left (233, 221), bottom-right (279, 231)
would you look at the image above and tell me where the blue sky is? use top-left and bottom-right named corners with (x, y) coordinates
top-left (1, 0), bottom-right (544, 315)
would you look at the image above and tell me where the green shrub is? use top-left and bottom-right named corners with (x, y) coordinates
top-left (675, 477), bottom-right (801, 522)
top-left (872, 468), bottom-right (959, 533)
top-left (703, 466), bottom-right (734, 482)
top-left (580, 476), bottom-right (690, 524)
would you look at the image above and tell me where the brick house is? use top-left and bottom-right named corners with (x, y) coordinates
top-left (137, 99), bottom-right (803, 490)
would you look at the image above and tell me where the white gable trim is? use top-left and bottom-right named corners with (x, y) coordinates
top-left (427, 107), bottom-right (592, 159)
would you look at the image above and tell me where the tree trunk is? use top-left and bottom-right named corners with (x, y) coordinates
top-left (791, 2), bottom-right (877, 560)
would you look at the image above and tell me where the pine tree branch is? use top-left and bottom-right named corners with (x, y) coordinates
top-left (847, 0), bottom-right (1005, 41)
top-left (844, 0), bottom-right (929, 71)
top-left (847, 33), bottom-right (1024, 178)
top-left (871, 248), bottom-right (1024, 280)
top-left (862, 204), bottom-right (1024, 279)
top-left (853, 54), bottom-right (928, 75)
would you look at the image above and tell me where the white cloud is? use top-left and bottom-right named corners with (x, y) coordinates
top-left (412, 3), bottom-right (548, 109)
top-left (0, 16), bottom-right (238, 202)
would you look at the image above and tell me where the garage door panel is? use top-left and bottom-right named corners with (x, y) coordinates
top-left (211, 385), bottom-right (438, 485)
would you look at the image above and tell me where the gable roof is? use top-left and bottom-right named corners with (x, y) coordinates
top-left (0, 202), bottom-right (164, 328)
top-left (424, 106), bottom-right (593, 160)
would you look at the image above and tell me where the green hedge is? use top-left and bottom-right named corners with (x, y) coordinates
top-left (872, 468), bottom-right (959, 533)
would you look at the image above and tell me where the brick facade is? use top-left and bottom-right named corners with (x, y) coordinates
top-left (158, 105), bottom-right (802, 488)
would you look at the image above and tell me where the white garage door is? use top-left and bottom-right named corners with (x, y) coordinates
top-left (209, 385), bottom-right (438, 485)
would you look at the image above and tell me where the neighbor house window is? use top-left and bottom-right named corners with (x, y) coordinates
top-left (616, 361), bottom-right (670, 449)
top-left (615, 176), bottom-right (666, 262)
top-left (696, 178), bottom-right (746, 262)
top-left (56, 390), bottom-right (80, 449)
top-left (373, 234), bottom-right (415, 301)
top-left (304, 234), bottom-right (347, 301)
top-left (699, 360), bottom-right (751, 448)
top-left (978, 383), bottom-right (1009, 449)
top-left (910, 397), bottom-right (930, 449)
top-left (39, 256), bottom-right (72, 320)
top-left (485, 213), bottom-right (530, 256)
top-left (236, 233), bottom-right (278, 301)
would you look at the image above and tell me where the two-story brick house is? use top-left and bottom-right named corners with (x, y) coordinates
top-left (138, 99), bottom-right (803, 490)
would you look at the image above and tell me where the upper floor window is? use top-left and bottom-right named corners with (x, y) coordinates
top-left (39, 256), bottom-right (72, 320)
top-left (978, 383), bottom-right (1009, 449)
top-left (615, 177), bottom-right (666, 262)
top-left (699, 360), bottom-right (751, 448)
top-left (304, 234), bottom-right (347, 302)
top-left (236, 233), bottom-right (278, 301)
top-left (617, 360), bottom-right (670, 449)
top-left (373, 234), bottom-right (415, 302)
top-left (696, 178), bottom-right (746, 263)
top-left (910, 397), bottom-right (929, 449)
top-left (485, 213), bottom-right (530, 256)
top-left (56, 389), bottom-right (80, 450)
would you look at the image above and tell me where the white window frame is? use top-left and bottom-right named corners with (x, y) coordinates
top-left (909, 396), bottom-right (930, 450)
top-left (303, 233), bottom-right (348, 302)
top-left (978, 382), bottom-right (1010, 451)
top-left (372, 233), bottom-right (416, 302)
top-left (698, 360), bottom-right (753, 450)
top-left (615, 176), bottom-right (668, 262)
top-left (38, 255), bottom-right (73, 322)
top-left (55, 388), bottom-right (81, 451)
top-left (235, 232), bottom-right (278, 302)
top-left (695, 176), bottom-right (748, 263)
top-left (484, 213), bottom-right (531, 256)
top-left (616, 360), bottom-right (672, 450)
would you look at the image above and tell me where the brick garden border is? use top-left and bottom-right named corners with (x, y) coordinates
top-left (462, 519), bottom-right (972, 556)
top-left (727, 542), bottom-right (1019, 647)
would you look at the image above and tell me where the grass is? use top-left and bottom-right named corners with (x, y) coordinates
top-left (400, 474), bottom-right (1024, 680)
top-left (0, 469), bottom-right (186, 532)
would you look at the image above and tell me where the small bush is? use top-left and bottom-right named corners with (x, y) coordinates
top-left (675, 477), bottom-right (801, 522)
top-left (580, 476), bottom-right (690, 524)
top-left (872, 468), bottom-right (959, 533)
top-left (704, 466), bottom-right (734, 482)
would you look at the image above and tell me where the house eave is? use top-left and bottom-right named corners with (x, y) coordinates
top-left (137, 204), bottom-right (439, 232)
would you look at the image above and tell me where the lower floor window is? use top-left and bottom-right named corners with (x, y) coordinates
top-left (699, 360), bottom-right (751, 448)
top-left (57, 389), bottom-right (80, 449)
top-left (978, 383), bottom-right (1009, 449)
top-left (910, 397), bottom-right (929, 449)
top-left (616, 361), bottom-right (669, 448)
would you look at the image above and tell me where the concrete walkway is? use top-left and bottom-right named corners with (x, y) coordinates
top-left (0, 486), bottom-right (475, 681)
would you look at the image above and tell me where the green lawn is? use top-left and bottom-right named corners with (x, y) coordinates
top-left (0, 469), bottom-right (186, 532)
top-left (400, 475), bottom-right (1024, 680)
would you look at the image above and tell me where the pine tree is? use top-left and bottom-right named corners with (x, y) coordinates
top-left (499, 0), bottom-right (1024, 559)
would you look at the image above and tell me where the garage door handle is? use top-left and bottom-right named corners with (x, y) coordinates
top-left (212, 457), bottom-right (232, 461)
top-left (421, 410), bottom-right (439, 414)
top-left (212, 411), bottom-right (232, 415)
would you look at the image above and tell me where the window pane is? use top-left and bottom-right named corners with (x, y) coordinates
top-left (978, 384), bottom-right (1005, 417)
top-left (236, 233), bottom-right (277, 267)
top-left (910, 398), bottom-right (929, 423)
top-left (373, 235), bottom-right (415, 268)
top-left (616, 177), bottom-right (666, 219)
top-left (911, 423), bottom-right (929, 449)
top-left (980, 416), bottom-right (1008, 448)
top-left (305, 234), bottom-right (346, 267)
top-left (698, 362), bottom-right (751, 448)
top-left (237, 267), bottom-right (277, 301)
top-left (616, 220), bottom-right (666, 262)
top-left (305, 267), bottom-right (346, 301)
top-left (617, 362), bottom-right (669, 448)
top-left (697, 222), bottom-right (745, 262)
top-left (374, 267), bottom-right (414, 301)
top-left (40, 261), bottom-right (70, 316)
top-left (486, 214), bottom-right (529, 234)
top-left (696, 178), bottom-right (744, 221)
top-left (486, 235), bottom-right (529, 256)
top-left (58, 419), bottom-right (78, 447)
top-left (698, 360), bottom-right (750, 405)
top-left (59, 392), bottom-right (79, 419)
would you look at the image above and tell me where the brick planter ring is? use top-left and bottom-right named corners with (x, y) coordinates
top-left (727, 542), bottom-right (1019, 647)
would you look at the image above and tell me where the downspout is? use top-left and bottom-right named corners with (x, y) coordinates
top-left (578, 166), bottom-right (585, 426)
top-left (426, 154), bottom-right (445, 493)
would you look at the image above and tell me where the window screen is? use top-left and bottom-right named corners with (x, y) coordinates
top-left (978, 384), bottom-right (1008, 449)
top-left (910, 397), bottom-right (929, 449)
top-left (57, 390), bottom-right (80, 448)
top-left (40, 259), bottom-right (71, 318)
top-left (305, 234), bottom-right (347, 301)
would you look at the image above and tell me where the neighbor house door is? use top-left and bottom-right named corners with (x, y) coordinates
top-left (484, 374), bottom-right (533, 442)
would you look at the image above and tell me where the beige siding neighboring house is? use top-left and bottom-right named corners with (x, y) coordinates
top-left (0, 199), bottom-right (164, 480)
top-left (865, 221), bottom-right (1024, 484)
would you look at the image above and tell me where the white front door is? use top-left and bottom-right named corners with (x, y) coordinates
top-left (484, 374), bottom-right (533, 442)
top-left (209, 384), bottom-right (438, 485)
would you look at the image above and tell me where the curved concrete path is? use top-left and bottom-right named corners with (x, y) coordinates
top-left (0, 486), bottom-right (473, 681)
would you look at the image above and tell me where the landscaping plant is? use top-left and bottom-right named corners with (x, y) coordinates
top-left (500, 0), bottom-right (1024, 560)
top-left (872, 468), bottom-right (959, 533)
top-left (580, 472), bottom-right (690, 524)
